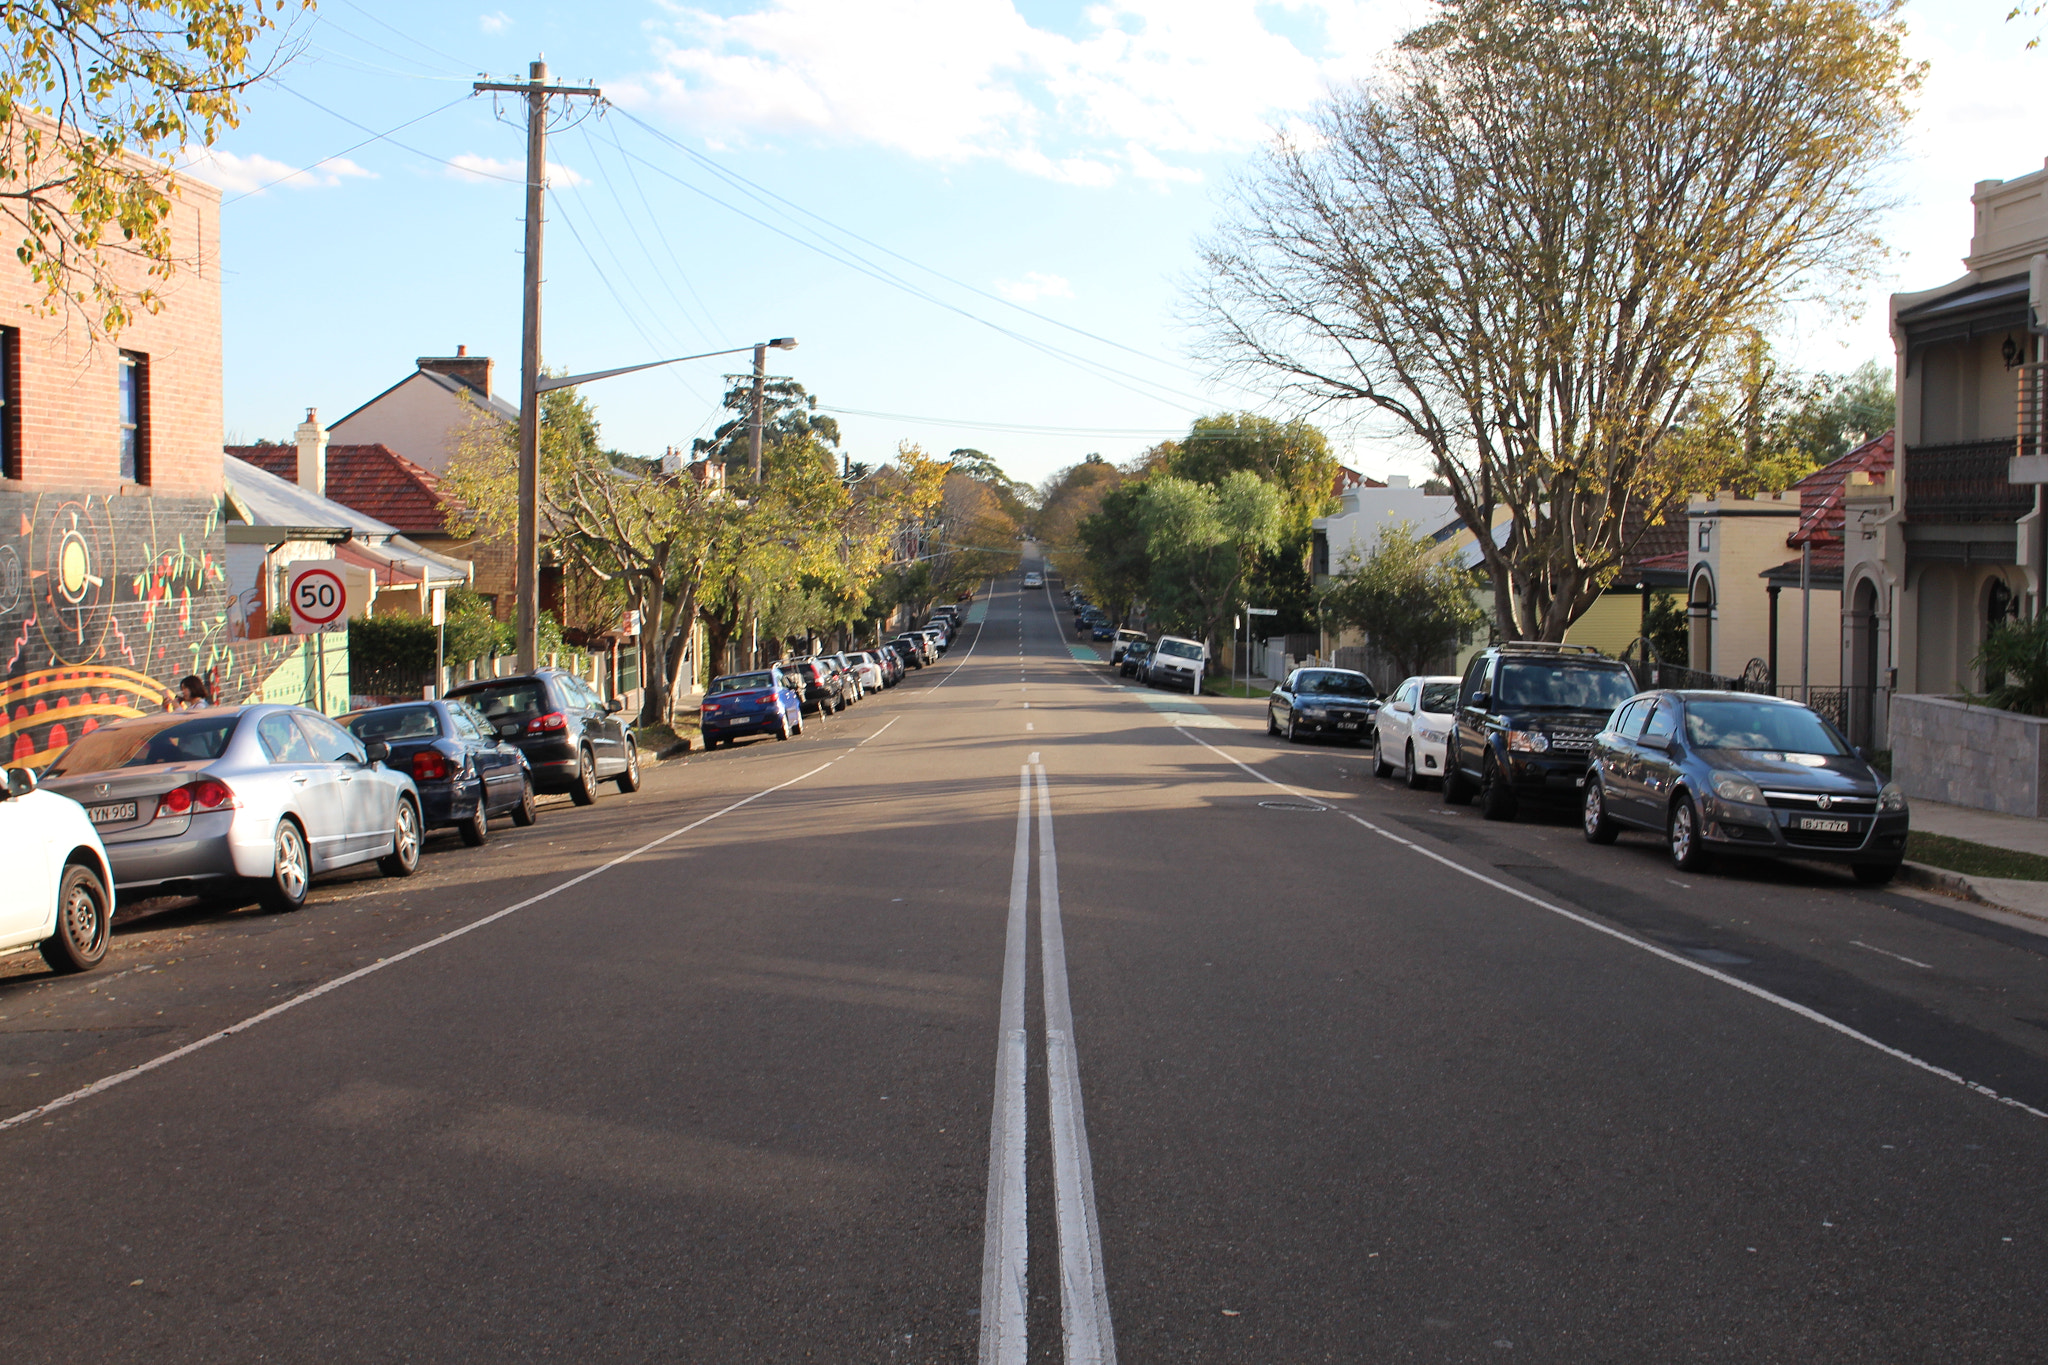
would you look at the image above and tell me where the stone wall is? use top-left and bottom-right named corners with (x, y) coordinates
top-left (1890, 692), bottom-right (2048, 817)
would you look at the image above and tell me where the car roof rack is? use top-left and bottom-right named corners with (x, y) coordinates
top-left (1491, 642), bottom-right (1609, 657)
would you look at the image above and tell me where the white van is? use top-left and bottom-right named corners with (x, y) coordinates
top-left (1146, 635), bottom-right (1207, 693)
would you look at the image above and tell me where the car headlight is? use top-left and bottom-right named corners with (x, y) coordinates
top-left (1879, 783), bottom-right (1908, 814)
top-left (1709, 770), bottom-right (1765, 805)
top-left (1505, 729), bottom-right (1550, 752)
top-left (1419, 728), bottom-right (1447, 744)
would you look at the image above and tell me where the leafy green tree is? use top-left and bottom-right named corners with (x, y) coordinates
top-left (691, 376), bottom-right (841, 473)
top-left (1141, 470), bottom-right (1285, 647)
top-left (1, 0), bottom-right (307, 339)
top-left (1168, 414), bottom-right (1337, 538)
top-left (1320, 523), bottom-right (1485, 681)
top-left (1644, 593), bottom-right (1689, 666)
top-left (1075, 481), bottom-right (1151, 625)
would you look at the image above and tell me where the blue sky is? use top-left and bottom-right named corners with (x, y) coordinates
top-left (194, 0), bottom-right (2043, 488)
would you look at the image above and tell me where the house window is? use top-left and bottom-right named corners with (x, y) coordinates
top-left (118, 350), bottom-right (148, 483)
top-left (0, 327), bottom-right (16, 480)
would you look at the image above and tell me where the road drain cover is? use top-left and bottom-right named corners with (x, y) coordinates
top-left (1259, 800), bottom-right (1328, 812)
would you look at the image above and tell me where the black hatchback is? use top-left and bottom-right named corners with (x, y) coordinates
top-left (447, 669), bottom-right (641, 806)
top-left (1582, 690), bottom-right (1908, 882)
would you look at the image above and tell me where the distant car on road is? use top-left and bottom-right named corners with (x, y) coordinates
top-left (343, 699), bottom-right (536, 845)
top-left (1146, 636), bottom-right (1207, 693)
top-left (1090, 619), bottom-right (1117, 641)
top-left (1118, 640), bottom-right (1153, 677)
top-left (1582, 690), bottom-right (1908, 882)
top-left (1373, 675), bottom-right (1461, 787)
top-left (1023, 572), bottom-right (1044, 588)
top-left (700, 669), bottom-right (804, 747)
top-left (1110, 629), bottom-right (1147, 663)
top-left (0, 767), bottom-right (113, 973)
top-left (1267, 668), bottom-right (1380, 744)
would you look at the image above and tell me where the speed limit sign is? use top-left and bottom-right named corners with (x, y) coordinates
top-left (288, 562), bottom-right (348, 634)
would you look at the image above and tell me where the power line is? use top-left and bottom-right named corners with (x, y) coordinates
top-left (327, 0), bottom-right (481, 73)
top-left (820, 406), bottom-right (1185, 438)
top-left (216, 95), bottom-right (472, 206)
top-left (576, 122), bottom-right (717, 348)
top-left (273, 84), bottom-right (524, 183)
top-left (547, 188), bottom-right (716, 413)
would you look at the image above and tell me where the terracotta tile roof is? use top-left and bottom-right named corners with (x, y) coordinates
top-left (1620, 503), bottom-right (1687, 572)
top-left (1762, 543), bottom-right (1845, 587)
top-left (1788, 430), bottom-right (1894, 548)
top-left (227, 443), bottom-right (455, 535)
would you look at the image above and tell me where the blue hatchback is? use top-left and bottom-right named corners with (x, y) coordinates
top-left (701, 668), bottom-right (803, 748)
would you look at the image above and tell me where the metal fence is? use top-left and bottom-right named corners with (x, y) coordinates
top-left (1624, 657), bottom-right (1888, 747)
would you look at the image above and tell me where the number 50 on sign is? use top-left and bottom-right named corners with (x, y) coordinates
top-left (287, 561), bottom-right (351, 634)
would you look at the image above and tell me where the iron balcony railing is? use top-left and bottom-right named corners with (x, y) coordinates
top-left (1903, 439), bottom-right (2034, 523)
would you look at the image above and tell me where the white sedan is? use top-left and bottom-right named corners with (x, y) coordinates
top-left (0, 768), bottom-right (114, 973)
top-left (1373, 675), bottom-right (1463, 789)
top-left (1022, 572), bottom-right (1043, 588)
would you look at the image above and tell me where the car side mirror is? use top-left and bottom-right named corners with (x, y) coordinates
top-left (4, 767), bottom-right (35, 799)
top-left (364, 739), bottom-right (391, 767)
top-left (605, 699), bottom-right (623, 714)
top-left (1854, 745), bottom-right (1871, 763)
top-left (1468, 691), bottom-right (1489, 710)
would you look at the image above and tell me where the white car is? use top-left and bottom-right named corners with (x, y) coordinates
top-left (0, 768), bottom-right (115, 973)
top-left (1022, 572), bottom-right (1044, 588)
top-left (1146, 635), bottom-right (1207, 693)
top-left (843, 652), bottom-right (887, 691)
top-left (1373, 674), bottom-right (1462, 789)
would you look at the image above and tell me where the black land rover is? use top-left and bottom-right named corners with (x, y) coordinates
top-left (1443, 643), bottom-right (1639, 822)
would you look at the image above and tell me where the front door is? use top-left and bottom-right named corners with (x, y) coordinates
top-left (1631, 699), bottom-right (1684, 824)
top-left (257, 711), bottom-right (349, 871)
top-left (296, 712), bottom-right (388, 858)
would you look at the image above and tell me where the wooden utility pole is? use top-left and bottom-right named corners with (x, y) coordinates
top-left (475, 60), bottom-right (601, 672)
top-left (748, 341), bottom-right (767, 481)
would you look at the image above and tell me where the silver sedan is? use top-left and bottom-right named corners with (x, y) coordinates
top-left (37, 704), bottom-right (423, 911)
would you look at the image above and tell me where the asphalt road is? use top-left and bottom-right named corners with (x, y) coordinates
top-left (4, 551), bottom-right (2047, 1363)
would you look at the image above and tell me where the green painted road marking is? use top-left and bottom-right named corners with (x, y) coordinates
top-left (1068, 644), bottom-right (1102, 663)
top-left (967, 598), bottom-right (989, 625)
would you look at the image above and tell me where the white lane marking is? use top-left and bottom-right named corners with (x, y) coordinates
top-left (0, 759), bottom-right (841, 1134)
top-left (1027, 723), bottom-right (1035, 731)
top-left (1851, 940), bottom-right (1934, 970)
top-left (858, 715), bottom-right (900, 746)
top-left (1171, 726), bottom-right (2048, 1123)
top-left (1034, 764), bottom-right (1118, 1363)
top-left (978, 767), bottom-right (1032, 1365)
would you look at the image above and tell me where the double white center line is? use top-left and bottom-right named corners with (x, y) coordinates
top-left (980, 760), bottom-right (1117, 1365)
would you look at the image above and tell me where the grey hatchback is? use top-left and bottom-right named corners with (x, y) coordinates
top-left (1581, 690), bottom-right (1908, 882)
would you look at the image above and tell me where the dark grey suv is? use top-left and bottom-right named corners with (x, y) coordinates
top-left (1443, 643), bottom-right (1639, 822)
top-left (447, 669), bottom-right (640, 806)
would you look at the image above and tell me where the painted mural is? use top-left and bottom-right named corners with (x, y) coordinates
top-left (1, 490), bottom-right (344, 769)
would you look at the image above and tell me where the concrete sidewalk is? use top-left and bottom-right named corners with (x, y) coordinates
top-left (1901, 797), bottom-right (2048, 929)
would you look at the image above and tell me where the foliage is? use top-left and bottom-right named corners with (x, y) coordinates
top-left (1643, 592), bottom-right (1689, 666)
top-left (1140, 470), bottom-right (1285, 646)
top-left (0, 0), bottom-right (307, 339)
top-left (1320, 522), bottom-right (1485, 680)
top-left (690, 375), bottom-right (840, 472)
top-left (1198, 0), bottom-right (1918, 642)
top-left (1074, 481), bottom-right (1151, 626)
top-left (1974, 617), bottom-right (2048, 718)
top-left (1167, 413), bottom-right (1337, 538)
top-left (924, 470), bottom-right (1021, 598)
top-left (347, 612), bottom-right (437, 678)
top-left (1035, 455), bottom-right (1121, 553)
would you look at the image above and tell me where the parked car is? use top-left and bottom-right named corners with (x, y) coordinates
top-left (874, 644), bottom-right (907, 683)
top-left (1582, 690), bottom-right (1908, 881)
top-left (343, 699), bottom-right (536, 845)
top-left (1267, 668), bottom-right (1380, 744)
top-left (843, 651), bottom-right (887, 691)
top-left (0, 767), bottom-right (114, 972)
top-left (1089, 619), bottom-right (1118, 642)
top-left (1147, 636), bottom-right (1207, 693)
top-left (1110, 629), bottom-right (1147, 664)
top-left (1118, 640), bottom-right (1153, 678)
top-left (1443, 644), bottom-right (1639, 821)
top-left (892, 634), bottom-right (930, 667)
top-left (779, 658), bottom-right (843, 715)
top-left (700, 669), bottom-right (804, 747)
top-left (818, 653), bottom-right (864, 704)
top-left (917, 627), bottom-right (948, 656)
top-left (1373, 675), bottom-right (1462, 788)
top-left (931, 605), bottom-right (959, 627)
top-left (1023, 572), bottom-right (1044, 588)
top-left (447, 669), bottom-right (640, 806)
top-left (37, 705), bottom-right (423, 912)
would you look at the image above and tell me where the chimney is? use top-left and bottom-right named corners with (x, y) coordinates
top-left (1387, 474), bottom-right (1411, 489)
top-left (417, 344), bottom-right (494, 398)
top-left (295, 407), bottom-right (329, 499)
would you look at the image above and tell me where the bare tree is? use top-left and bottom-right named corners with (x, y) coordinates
top-left (1198, 0), bottom-right (1918, 640)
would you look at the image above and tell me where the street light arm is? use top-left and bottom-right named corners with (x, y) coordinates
top-left (535, 346), bottom-right (757, 394)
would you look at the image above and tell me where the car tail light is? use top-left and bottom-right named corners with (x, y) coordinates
top-left (154, 777), bottom-right (238, 820)
top-left (526, 710), bottom-right (568, 735)
top-left (701, 702), bottom-right (722, 714)
top-left (412, 750), bottom-right (452, 782)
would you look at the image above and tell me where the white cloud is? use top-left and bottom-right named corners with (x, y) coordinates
top-left (446, 153), bottom-right (587, 187)
top-left (479, 10), bottom-right (512, 34)
top-left (613, 0), bottom-right (1413, 186)
top-left (995, 271), bottom-right (1073, 303)
top-left (176, 148), bottom-right (375, 195)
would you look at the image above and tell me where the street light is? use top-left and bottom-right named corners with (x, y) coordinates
top-left (512, 336), bottom-right (797, 671)
top-left (749, 337), bottom-right (799, 480)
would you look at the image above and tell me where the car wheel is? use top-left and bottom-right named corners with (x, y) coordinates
top-left (1443, 746), bottom-right (1473, 804)
top-left (511, 774), bottom-right (538, 827)
top-left (571, 747), bottom-right (598, 806)
top-left (40, 863), bottom-right (111, 973)
top-left (1405, 742), bottom-right (1427, 791)
top-left (1852, 861), bottom-right (1899, 885)
top-left (1373, 738), bottom-right (1394, 779)
top-left (1284, 714), bottom-right (1301, 744)
top-left (1668, 793), bottom-right (1712, 873)
top-left (1267, 707), bottom-right (1280, 737)
top-left (379, 797), bottom-right (422, 878)
top-left (260, 819), bottom-right (310, 912)
top-left (615, 741), bottom-right (642, 793)
top-left (1582, 780), bottom-right (1619, 845)
top-left (1479, 754), bottom-right (1518, 822)
top-left (777, 712), bottom-right (791, 741)
top-left (458, 793), bottom-right (489, 847)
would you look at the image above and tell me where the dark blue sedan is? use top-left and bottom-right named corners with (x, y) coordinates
top-left (700, 669), bottom-right (803, 748)
top-left (343, 699), bottom-right (536, 845)
top-left (1581, 690), bottom-right (1908, 882)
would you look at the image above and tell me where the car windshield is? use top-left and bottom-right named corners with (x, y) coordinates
top-left (1127, 642), bottom-right (1151, 655)
top-left (1296, 671), bottom-right (1375, 698)
top-left (1496, 662), bottom-right (1637, 710)
top-left (1684, 699), bottom-right (1850, 755)
top-left (1157, 639), bottom-right (1203, 660)
top-left (345, 705), bottom-right (442, 742)
top-left (45, 712), bottom-right (241, 775)
top-left (711, 672), bottom-right (777, 694)
top-left (456, 681), bottom-right (550, 724)
top-left (1419, 682), bottom-right (1461, 713)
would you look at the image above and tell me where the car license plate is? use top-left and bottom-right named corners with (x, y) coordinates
top-left (88, 802), bottom-right (137, 825)
top-left (1797, 816), bottom-right (1850, 833)
top-left (1336, 721), bottom-right (1359, 730)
